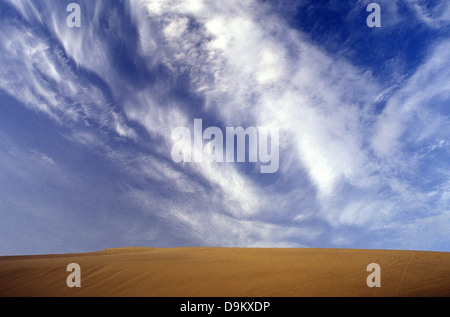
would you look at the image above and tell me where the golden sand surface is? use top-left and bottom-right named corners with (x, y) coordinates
top-left (0, 247), bottom-right (448, 297)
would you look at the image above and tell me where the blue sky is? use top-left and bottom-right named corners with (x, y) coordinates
top-left (0, 0), bottom-right (449, 255)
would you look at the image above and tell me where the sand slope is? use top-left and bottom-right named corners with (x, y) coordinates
top-left (0, 247), bottom-right (448, 297)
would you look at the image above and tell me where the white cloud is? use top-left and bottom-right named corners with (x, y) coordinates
top-left (408, 0), bottom-right (450, 28)
top-left (371, 40), bottom-right (450, 159)
top-left (0, 20), bottom-right (129, 135)
top-left (130, 0), bottom-right (394, 230)
top-left (1, 0), bottom-right (448, 250)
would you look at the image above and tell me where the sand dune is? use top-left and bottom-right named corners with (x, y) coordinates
top-left (0, 247), bottom-right (448, 297)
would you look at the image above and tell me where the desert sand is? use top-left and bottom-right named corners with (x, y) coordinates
top-left (0, 247), bottom-right (448, 297)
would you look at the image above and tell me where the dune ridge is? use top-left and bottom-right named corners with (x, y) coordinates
top-left (0, 247), bottom-right (449, 297)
